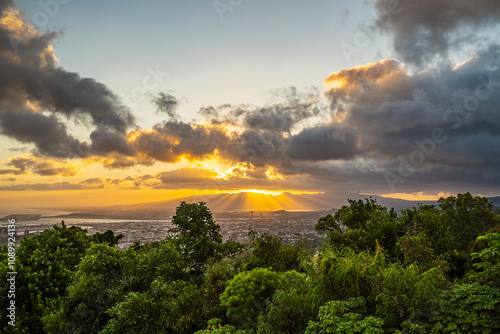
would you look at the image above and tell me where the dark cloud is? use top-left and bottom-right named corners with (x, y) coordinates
top-left (321, 46), bottom-right (500, 192)
top-left (241, 89), bottom-right (325, 132)
top-left (0, 156), bottom-right (77, 176)
top-left (375, 0), bottom-right (500, 66)
top-left (0, 169), bottom-right (23, 175)
top-left (0, 108), bottom-right (82, 158)
top-left (0, 3), bottom-right (135, 159)
top-left (198, 104), bottom-right (232, 120)
top-left (287, 125), bottom-right (357, 161)
top-left (0, 0), bottom-right (13, 12)
top-left (132, 121), bottom-right (229, 163)
top-left (152, 92), bottom-right (179, 119)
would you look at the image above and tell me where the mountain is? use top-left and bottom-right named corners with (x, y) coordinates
top-left (46, 192), bottom-right (500, 219)
top-left (107, 191), bottom-right (337, 213)
top-left (103, 191), bottom-right (439, 214)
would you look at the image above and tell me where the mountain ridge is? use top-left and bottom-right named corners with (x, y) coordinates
top-left (70, 191), bottom-right (441, 214)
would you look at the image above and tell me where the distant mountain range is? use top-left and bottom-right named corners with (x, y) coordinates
top-left (101, 191), bottom-right (439, 214)
top-left (43, 192), bottom-right (500, 220)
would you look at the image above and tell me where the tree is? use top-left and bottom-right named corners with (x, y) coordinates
top-left (44, 239), bottom-right (190, 333)
top-left (91, 230), bottom-right (124, 246)
top-left (305, 297), bottom-right (384, 334)
top-left (0, 222), bottom-right (91, 334)
top-left (315, 214), bottom-right (341, 234)
top-left (401, 283), bottom-right (500, 333)
top-left (170, 202), bottom-right (225, 274)
top-left (317, 198), bottom-right (402, 259)
top-left (439, 192), bottom-right (499, 252)
top-left (469, 233), bottom-right (500, 287)
top-left (246, 231), bottom-right (306, 272)
top-left (220, 268), bottom-right (306, 330)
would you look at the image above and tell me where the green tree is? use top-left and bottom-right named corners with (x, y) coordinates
top-left (305, 297), bottom-right (384, 334)
top-left (91, 230), bottom-right (124, 246)
top-left (246, 231), bottom-right (306, 272)
top-left (170, 202), bottom-right (230, 274)
top-left (264, 278), bottom-right (316, 334)
top-left (317, 198), bottom-right (402, 258)
top-left (0, 222), bottom-right (92, 334)
top-left (439, 193), bottom-right (499, 252)
top-left (43, 242), bottom-right (126, 333)
top-left (469, 233), bottom-right (500, 287)
top-left (309, 247), bottom-right (387, 304)
top-left (401, 283), bottom-right (500, 333)
top-left (45, 239), bottom-right (189, 333)
top-left (220, 268), bottom-right (306, 330)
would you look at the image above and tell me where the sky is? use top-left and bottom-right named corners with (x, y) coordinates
top-left (1, 0), bottom-right (500, 210)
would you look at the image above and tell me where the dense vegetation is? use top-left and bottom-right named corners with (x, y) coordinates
top-left (1, 193), bottom-right (499, 333)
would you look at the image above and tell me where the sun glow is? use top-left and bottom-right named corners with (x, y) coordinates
top-left (323, 78), bottom-right (346, 90)
top-left (265, 166), bottom-right (284, 180)
top-left (231, 189), bottom-right (282, 196)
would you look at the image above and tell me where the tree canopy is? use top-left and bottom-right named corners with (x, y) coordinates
top-left (2, 194), bottom-right (499, 333)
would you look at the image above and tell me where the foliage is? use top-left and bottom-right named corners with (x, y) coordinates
top-left (101, 280), bottom-right (204, 333)
top-left (469, 233), bottom-right (500, 286)
top-left (309, 247), bottom-right (387, 303)
top-left (91, 230), bottom-right (124, 246)
top-left (401, 283), bottom-right (500, 333)
top-left (43, 242), bottom-right (126, 333)
top-left (170, 201), bottom-right (243, 275)
top-left (373, 265), bottom-right (446, 329)
top-left (264, 281), bottom-right (316, 334)
top-left (246, 231), bottom-right (306, 272)
top-left (314, 214), bottom-right (341, 234)
top-left (0, 222), bottom-right (92, 334)
top-left (318, 198), bottom-right (402, 259)
top-left (44, 239), bottom-right (188, 333)
top-left (305, 297), bottom-right (384, 334)
top-left (439, 193), bottom-right (499, 252)
top-left (220, 268), bottom-right (306, 329)
top-left (4, 197), bottom-right (500, 333)
top-left (201, 258), bottom-right (246, 322)
top-left (195, 318), bottom-right (252, 334)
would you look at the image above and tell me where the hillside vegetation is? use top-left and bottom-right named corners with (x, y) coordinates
top-left (1, 192), bottom-right (500, 333)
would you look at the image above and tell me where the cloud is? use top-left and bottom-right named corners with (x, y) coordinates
top-left (286, 124), bottom-right (357, 161)
top-left (155, 168), bottom-right (219, 188)
top-left (318, 46), bottom-right (500, 192)
top-left (0, 155), bottom-right (78, 176)
top-left (152, 92), bottom-right (179, 119)
top-left (131, 121), bottom-right (230, 163)
top-left (0, 108), bottom-right (82, 158)
top-left (0, 178), bottom-right (105, 191)
top-left (1, 0), bottom-right (500, 197)
top-left (0, 3), bottom-right (136, 159)
top-left (374, 0), bottom-right (500, 66)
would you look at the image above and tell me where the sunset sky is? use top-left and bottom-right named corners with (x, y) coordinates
top-left (1, 0), bottom-right (500, 210)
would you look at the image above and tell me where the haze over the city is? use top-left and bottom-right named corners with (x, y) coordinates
top-left (1, 0), bottom-right (500, 210)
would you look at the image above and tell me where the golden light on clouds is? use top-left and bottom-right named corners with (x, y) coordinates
top-left (0, 9), bottom-right (36, 40)
top-left (0, 8), bottom-right (58, 66)
top-left (381, 192), bottom-right (453, 201)
top-left (265, 166), bottom-right (284, 181)
top-left (323, 59), bottom-right (410, 94)
top-left (323, 78), bottom-right (346, 91)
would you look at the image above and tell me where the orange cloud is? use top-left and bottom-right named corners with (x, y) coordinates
top-left (0, 155), bottom-right (79, 176)
top-left (0, 8), bottom-right (57, 66)
top-left (324, 59), bottom-right (412, 107)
